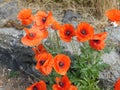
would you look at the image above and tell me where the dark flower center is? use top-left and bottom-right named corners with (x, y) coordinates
top-left (59, 62), bottom-right (64, 67)
top-left (38, 48), bottom-right (41, 52)
top-left (29, 33), bottom-right (36, 37)
top-left (81, 30), bottom-right (87, 35)
top-left (59, 82), bottom-right (64, 87)
top-left (40, 60), bottom-right (46, 66)
top-left (93, 40), bottom-right (100, 43)
top-left (65, 30), bottom-right (71, 36)
top-left (27, 33), bottom-right (36, 39)
top-left (33, 86), bottom-right (38, 90)
top-left (42, 17), bottom-right (46, 23)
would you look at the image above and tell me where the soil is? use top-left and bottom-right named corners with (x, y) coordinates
top-left (0, 65), bottom-right (29, 90)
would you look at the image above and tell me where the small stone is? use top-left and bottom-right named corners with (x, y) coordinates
top-left (0, 0), bottom-right (4, 3)
top-left (105, 26), bottom-right (120, 44)
top-left (100, 50), bottom-right (120, 83)
top-left (0, 1), bottom-right (20, 27)
top-left (62, 10), bottom-right (81, 23)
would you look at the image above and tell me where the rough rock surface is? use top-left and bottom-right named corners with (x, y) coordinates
top-left (0, 28), bottom-right (41, 77)
top-left (0, 0), bottom-right (20, 27)
top-left (62, 10), bottom-right (81, 27)
top-left (0, 0), bottom-right (4, 3)
top-left (99, 50), bottom-right (120, 88)
top-left (98, 26), bottom-right (120, 88)
top-left (105, 26), bottom-right (120, 44)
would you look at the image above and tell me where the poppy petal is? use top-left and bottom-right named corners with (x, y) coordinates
top-left (59, 24), bottom-right (75, 42)
top-left (26, 80), bottom-right (47, 90)
top-left (35, 53), bottom-right (53, 75)
top-left (21, 28), bottom-right (43, 47)
top-left (53, 54), bottom-right (71, 75)
top-left (114, 78), bottom-right (120, 90)
top-left (76, 22), bottom-right (94, 42)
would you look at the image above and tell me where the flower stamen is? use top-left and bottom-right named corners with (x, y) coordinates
top-left (59, 82), bottom-right (64, 87)
top-left (59, 62), bottom-right (64, 67)
top-left (93, 40), bottom-right (100, 43)
top-left (42, 17), bottom-right (46, 23)
top-left (33, 86), bottom-right (38, 90)
top-left (40, 60), bottom-right (46, 66)
top-left (29, 33), bottom-right (35, 37)
top-left (81, 30), bottom-right (87, 35)
top-left (65, 30), bottom-right (71, 36)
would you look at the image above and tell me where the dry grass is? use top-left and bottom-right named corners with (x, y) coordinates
top-left (20, 0), bottom-right (120, 31)
top-left (23, 0), bottom-right (120, 18)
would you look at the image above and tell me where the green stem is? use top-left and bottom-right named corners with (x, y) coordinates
top-left (71, 41), bottom-right (76, 54)
top-left (55, 31), bottom-right (61, 53)
top-left (21, 68), bottom-right (40, 81)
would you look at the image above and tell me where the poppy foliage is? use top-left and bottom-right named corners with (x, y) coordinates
top-left (17, 8), bottom-right (110, 90)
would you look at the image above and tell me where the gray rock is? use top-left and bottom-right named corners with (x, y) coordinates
top-left (62, 10), bottom-right (81, 27)
top-left (0, 28), bottom-right (41, 77)
top-left (99, 26), bottom-right (120, 87)
top-left (0, 1), bottom-right (20, 27)
top-left (0, 0), bottom-right (4, 3)
top-left (105, 26), bottom-right (120, 44)
top-left (99, 50), bottom-right (120, 88)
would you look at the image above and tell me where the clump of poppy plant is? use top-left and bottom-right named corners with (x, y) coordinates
top-left (17, 8), bottom-right (114, 90)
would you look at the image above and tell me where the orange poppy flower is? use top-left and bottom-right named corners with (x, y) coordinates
top-left (32, 44), bottom-right (47, 60)
top-left (89, 32), bottom-right (108, 50)
top-left (59, 24), bottom-right (75, 42)
top-left (51, 21), bottom-right (62, 30)
top-left (34, 11), bottom-right (55, 30)
top-left (41, 30), bottom-right (48, 39)
top-left (32, 44), bottom-right (47, 55)
top-left (26, 80), bottom-right (47, 90)
top-left (33, 22), bottom-right (49, 39)
top-left (35, 53), bottom-right (53, 75)
top-left (52, 75), bottom-right (71, 90)
top-left (21, 28), bottom-right (43, 47)
top-left (105, 9), bottom-right (120, 22)
top-left (17, 9), bottom-right (34, 26)
top-left (69, 85), bottom-right (78, 90)
top-left (76, 22), bottom-right (94, 42)
top-left (53, 54), bottom-right (71, 75)
top-left (114, 78), bottom-right (120, 90)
